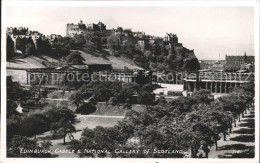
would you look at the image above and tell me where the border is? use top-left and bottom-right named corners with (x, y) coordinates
top-left (1, 1), bottom-right (259, 163)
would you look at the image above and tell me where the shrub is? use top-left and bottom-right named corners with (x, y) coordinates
top-left (76, 103), bottom-right (97, 115)
top-left (108, 97), bottom-right (118, 106)
top-left (48, 91), bottom-right (63, 99)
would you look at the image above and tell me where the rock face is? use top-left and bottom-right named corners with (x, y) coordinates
top-left (147, 33), bottom-right (200, 72)
top-left (169, 43), bottom-right (200, 72)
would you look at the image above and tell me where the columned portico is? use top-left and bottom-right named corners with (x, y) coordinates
top-left (184, 78), bottom-right (252, 94)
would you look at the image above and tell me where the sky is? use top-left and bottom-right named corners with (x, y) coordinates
top-left (6, 6), bottom-right (254, 60)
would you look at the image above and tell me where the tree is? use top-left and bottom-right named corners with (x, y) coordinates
top-left (69, 91), bottom-right (84, 109)
top-left (21, 113), bottom-right (49, 138)
top-left (7, 114), bottom-right (22, 141)
top-left (153, 43), bottom-right (162, 56)
top-left (120, 42), bottom-right (137, 59)
top-left (182, 57), bottom-right (200, 72)
top-left (45, 106), bottom-right (76, 143)
top-left (51, 42), bottom-right (70, 58)
top-left (137, 91), bottom-right (155, 106)
top-left (66, 51), bottom-right (85, 65)
top-left (76, 102), bottom-right (97, 115)
top-left (7, 76), bottom-right (30, 117)
top-left (113, 82), bottom-right (140, 104)
top-left (79, 126), bottom-right (120, 157)
top-left (36, 38), bottom-right (52, 55)
top-left (167, 96), bottom-right (195, 116)
top-left (7, 36), bottom-right (14, 59)
top-left (107, 36), bottom-right (121, 51)
top-left (25, 42), bottom-right (36, 55)
top-left (216, 94), bottom-right (245, 127)
top-left (133, 53), bottom-right (149, 68)
top-left (137, 84), bottom-right (155, 106)
top-left (191, 89), bottom-right (213, 104)
top-left (7, 135), bottom-right (52, 157)
top-left (57, 121), bottom-right (76, 145)
top-left (73, 35), bottom-right (86, 49)
top-left (155, 96), bottom-right (167, 106)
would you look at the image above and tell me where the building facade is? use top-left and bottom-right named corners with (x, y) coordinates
top-left (183, 71), bottom-right (254, 93)
top-left (86, 22), bottom-right (106, 31)
top-left (225, 53), bottom-right (255, 71)
top-left (163, 33), bottom-right (178, 44)
top-left (66, 20), bottom-right (87, 37)
top-left (25, 64), bottom-right (151, 89)
top-left (6, 27), bottom-right (61, 55)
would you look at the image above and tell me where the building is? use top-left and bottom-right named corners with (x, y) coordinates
top-left (46, 34), bottom-right (62, 44)
top-left (137, 40), bottom-right (145, 50)
top-left (225, 52), bottom-right (255, 71)
top-left (66, 20), bottom-right (87, 37)
top-left (199, 60), bottom-right (225, 70)
top-left (7, 27), bottom-right (29, 36)
top-left (86, 21), bottom-right (106, 31)
top-left (26, 64), bottom-right (112, 89)
top-left (6, 27), bottom-right (47, 54)
top-left (183, 71), bottom-right (254, 94)
top-left (123, 29), bottom-right (133, 37)
top-left (66, 20), bottom-right (107, 37)
top-left (25, 64), bottom-right (152, 89)
top-left (115, 27), bottom-right (123, 36)
top-left (163, 33), bottom-right (178, 44)
top-left (209, 63), bottom-right (225, 71)
top-left (133, 31), bottom-right (145, 39)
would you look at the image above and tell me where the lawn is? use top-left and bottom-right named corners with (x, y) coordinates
top-left (78, 50), bottom-right (143, 70)
top-left (36, 115), bottom-right (123, 158)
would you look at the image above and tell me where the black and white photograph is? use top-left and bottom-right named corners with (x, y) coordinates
top-left (1, 1), bottom-right (259, 163)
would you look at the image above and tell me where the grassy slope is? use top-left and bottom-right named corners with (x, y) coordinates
top-left (78, 50), bottom-right (143, 70)
top-left (7, 50), bottom-right (143, 70)
top-left (7, 55), bottom-right (60, 83)
top-left (7, 55), bottom-right (59, 69)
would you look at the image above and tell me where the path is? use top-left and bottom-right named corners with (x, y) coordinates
top-left (76, 114), bottom-right (124, 119)
top-left (208, 107), bottom-right (255, 158)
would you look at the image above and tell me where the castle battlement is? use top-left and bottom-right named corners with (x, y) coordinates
top-left (163, 33), bottom-right (178, 44)
top-left (66, 20), bottom-right (107, 37)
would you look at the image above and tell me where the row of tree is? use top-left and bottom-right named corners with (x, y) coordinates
top-left (67, 81), bottom-right (254, 158)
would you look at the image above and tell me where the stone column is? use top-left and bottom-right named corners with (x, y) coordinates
top-left (215, 82), bottom-right (218, 93)
top-left (219, 82), bottom-right (222, 93)
top-left (210, 82), bottom-right (213, 92)
top-left (224, 82), bottom-right (227, 93)
top-left (194, 82), bottom-right (197, 92)
top-left (27, 72), bottom-right (29, 84)
top-left (64, 73), bottom-right (66, 86)
top-left (206, 82), bottom-right (208, 90)
top-left (188, 82), bottom-right (191, 92)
